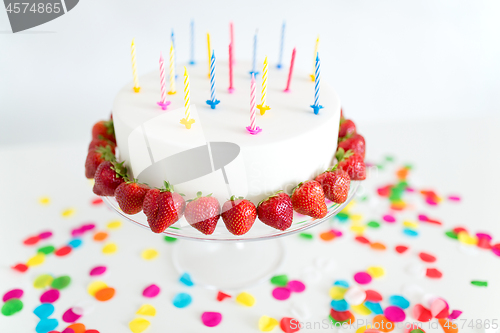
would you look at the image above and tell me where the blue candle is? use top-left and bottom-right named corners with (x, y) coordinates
top-left (206, 50), bottom-right (220, 109)
top-left (310, 52), bottom-right (323, 115)
top-left (277, 21), bottom-right (285, 69)
top-left (171, 29), bottom-right (178, 78)
top-left (189, 20), bottom-right (195, 65)
top-left (249, 30), bottom-right (259, 76)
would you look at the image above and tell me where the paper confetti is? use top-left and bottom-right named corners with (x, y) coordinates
top-left (365, 289), bottom-right (383, 302)
top-left (272, 287), bottom-right (291, 301)
top-left (102, 242), bottom-right (117, 254)
top-left (141, 248), bottom-right (159, 261)
top-left (365, 301), bottom-right (383, 315)
top-left (38, 245), bottom-right (55, 255)
top-left (280, 317), bottom-right (300, 333)
top-left (331, 299), bottom-right (349, 311)
top-left (395, 245), bottom-right (409, 254)
top-left (412, 304), bottom-right (432, 322)
top-left (136, 304), bottom-right (156, 316)
top-left (66, 323), bottom-right (86, 333)
top-left (51, 275), bottom-right (71, 290)
top-left (129, 318), bottom-right (150, 333)
top-left (351, 303), bottom-right (371, 316)
top-left (62, 307), bottom-right (82, 322)
top-left (34, 303), bottom-right (55, 319)
top-left (216, 291), bottom-right (231, 302)
top-left (235, 292), bottom-right (255, 307)
top-left (201, 311), bottom-right (222, 327)
top-left (2, 289), bottom-right (23, 302)
top-left (94, 232), bottom-right (108, 242)
top-left (270, 274), bottom-right (289, 286)
top-left (366, 266), bottom-right (385, 278)
top-left (107, 220), bottom-right (122, 229)
top-left (172, 292), bottom-right (192, 308)
top-left (388, 295), bottom-right (410, 309)
top-left (27, 253), bottom-right (45, 267)
top-left (287, 280), bottom-right (305, 293)
top-left (258, 315), bottom-right (279, 332)
top-left (1, 298), bottom-right (23, 316)
top-left (470, 280), bottom-right (488, 287)
top-left (425, 268), bottom-right (442, 279)
top-left (61, 208), bottom-right (76, 218)
top-left (179, 272), bottom-right (194, 286)
top-left (55, 246), bottom-right (72, 257)
top-left (372, 314), bottom-right (395, 332)
top-left (95, 287), bottom-right (115, 301)
top-left (354, 272), bottom-right (372, 285)
top-left (35, 318), bottom-right (58, 333)
top-left (89, 266), bottom-right (107, 276)
top-left (40, 289), bottom-right (60, 303)
top-left (34, 274), bottom-right (54, 289)
top-left (87, 281), bottom-right (107, 296)
top-left (38, 196), bottom-right (51, 205)
top-left (329, 286), bottom-right (347, 300)
top-left (142, 284), bottom-right (160, 298)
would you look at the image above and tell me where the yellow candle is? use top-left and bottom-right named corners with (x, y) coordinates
top-left (180, 67), bottom-right (195, 129)
top-left (310, 35), bottom-right (319, 81)
top-left (131, 39), bottom-right (140, 92)
top-left (256, 56), bottom-right (271, 115)
top-left (207, 32), bottom-right (211, 78)
top-left (168, 42), bottom-right (176, 94)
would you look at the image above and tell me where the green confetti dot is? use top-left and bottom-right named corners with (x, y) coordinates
top-left (37, 245), bottom-right (55, 255)
top-left (164, 236), bottom-right (177, 243)
top-left (1, 299), bottom-right (23, 316)
top-left (471, 281), bottom-right (488, 287)
top-left (336, 212), bottom-right (349, 221)
top-left (376, 164), bottom-right (384, 170)
top-left (299, 233), bottom-right (313, 240)
top-left (367, 221), bottom-right (380, 228)
top-left (270, 274), bottom-right (289, 287)
top-left (385, 155), bottom-right (394, 162)
top-left (410, 329), bottom-right (425, 333)
top-left (445, 231), bottom-right (458, 240)
top-left (51, 276), bottom-right (71, 290)
top-left (404, 164), bottom-right (414, 170)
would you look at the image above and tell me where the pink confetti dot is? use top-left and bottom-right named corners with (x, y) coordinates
top-left (61, 328), bottom-right (75, 333)
top-left (81, 223), bottom-right (96, 231)
top-left (89, 266), bottom-right (107, 276)
top-left (287, 280), bottom-right (306, 293)
top-left (417, 214), bottom-right (429, 222)
top-left (62, 308), bottom-right (82, 323)
top-left (332, 229), bottom-right (343, 237)
top-left (476, 233), bottom-right (492, 241)
top-left (143, 284), bottom-right (160, 298)
top-left (39, 231), bottom-right (53, 239)
top-left (448, 195), bottom-right (461, 201)
top-left (382, 214), bottom-right (396, 223)
top-left (492, 244), bottom-right (500, 257)
top-left (2, 289), bottom-right (23, 302)
top-left (272, 287), bottom-right (291, 301)
top-left (40, 289), bottom-right (60, 303)
top-left (384, 305), bottom-right (406, 322)
top-left (71, 228), bottom-right (84, 237)
top-left (448, 310), bottom-right (462, 320)
top-left (354, 272), bottom-right (372, 285)
top-left (201, 311), bottom-right (222, 327)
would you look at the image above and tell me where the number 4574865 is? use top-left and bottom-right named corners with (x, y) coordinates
top-left (6, 3), bottom-right (61, 14)
top-left (446, 319), bottom-right (499, 330)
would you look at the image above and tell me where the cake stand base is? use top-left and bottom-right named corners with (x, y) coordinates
top-left (172, 239), bottom-right (285, 290)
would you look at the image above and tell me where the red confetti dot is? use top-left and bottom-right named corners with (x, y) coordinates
top-left (85, 330), bottom-right (100, 333)
top-left (477, 238), bottom-right (492, 250)
top-left (55, 246), bottom-right (72, 257)
top-left (418, 252), bottom-right (436, 263)
top-left (330, 309), bottom-right (352, 322)
top-left (23, 235), bottom-right (40, 245)
top-left (355, 236), bottom-right (370, 244)
top-left (413, 304), bottom-right (432, 322)
top-left (395, 245), bottom-right (409, 254)
top-left (280, 317), bottom-right (300, 333)
top-left (12, 263), bottom-right (28, 272)
top-left (377, 185), bottom-right (392, 197)
top-left (426, 268), bottom-right (442, 279)
top-left (216, 291), bottom-right (231, 302)
top-left (91, 198), bottom-right (103, 205)
top-left (453, 227), bottom-right (467, 234)
top-left (425, 218), bottom-right (442, 226)
top-left (365, 289), bottom-right (383, 302)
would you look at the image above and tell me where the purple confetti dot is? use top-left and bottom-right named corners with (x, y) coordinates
top-left (40, 289), bottom-right (60, 303)
top-left (382, 214), bottom-right (396, 223)
top-left (89, 266), bottom-right (107, 276)
top-left (38, 231), bottom-right (53, 239)
top-left (287, 280), bottom-right (306, 293)
top-left (2, 289), bottom-right (23, 302)
top-left (384, 305), bottom-right (406, 322)
top-left (354, 272), bottom-right (372, 285)
top-left (143, 284), bottom-right (160, 298)
top-left (272, 287), bottom-right (291, 301)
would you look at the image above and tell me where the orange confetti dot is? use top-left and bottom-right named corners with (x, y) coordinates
top-left (93, 232), bottom-right (108, 242)
top-left (370, 242), bottom-right (386, 251)
top-left (438, 319), bottom-right (458, 333)
top-left (390, 201), bottom-right (406, 210)
top-left (95, 287), bottom-right (115, 301)
top-left (67, 323), bottom-right (86, 333)
top-left (319, 231), bottom-right (336, 241)
top-left (396, 168), bottom-right (408, 180)
top-left (372, 315), bottom-right (394, 332)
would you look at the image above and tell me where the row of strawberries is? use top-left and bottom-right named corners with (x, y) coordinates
top-left (84, 111), bottom-right (366, 236)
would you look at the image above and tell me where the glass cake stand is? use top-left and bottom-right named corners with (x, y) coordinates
top-left (103, 181), bottom-right (359, 290)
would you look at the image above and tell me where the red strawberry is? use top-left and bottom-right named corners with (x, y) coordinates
top-left (221, 196), bottom-right (257, 235)
top-left (336, 148), bottom-right (366, 180)
top-left (88, 137), bottom-right (116, 153)
top-left (291, 181), bottom-right (327, 219)
top-left (85, 146), bottom-right (116, 179)
top-left (143, 182), bottom-right (186, 233)
top-left (257, 191), bottom-right (293, 231)
top-left (92, 120), bottom-right (116, 143)
top-left (184, 192), bottom-right (221, 235)
top-left (338, 134), bottom-right (365, 158)
top-left (115, 181), bottom-right (150, 215)
top-left (339, 119), bottom-right (356, 138)
top-left (315, 166), bottom-right (351, 204)
top-left (93, 161), bottom-right (128, 196)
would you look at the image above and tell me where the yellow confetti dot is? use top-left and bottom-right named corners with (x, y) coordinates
top-left (403, 221), bottom-right (418, 229)
top-left (356, 325), bottom-right (372, 333)
top-left (350, 225), bottom-right (366, 235)
top-left (351, 304), bottom-right (372, 316)
top-left (27, 253), bottom-right (45, 267)
top-left (329, 286), bottom-right (347, 300)
top-left (141, 248), bottom-right (158, 260)
top-left (258, 316), bottom-right (279, 332)
top-left (107, 220), bottom-right (122, 229)
top-left (136, 304), bottom-right (156, 316)
top-left (235, 292), bottom-right (255, 307)
top-left (129, 318), bottom-right (150, 333)
top-left (458, 231), bottom-right (477, 246)
top-left (87, 281), bottom-right (108, 296)
top-left (61, 208), bottom-right (76, 218)
top-left (350, 214), bottom-right (363, 222)
top-left (38, 196), bottom-right (51, 205)
top-left (33, 274), bottom-right (53, 289)
top-left (366, 266), bottom-right (385, 278)
top-left (102, 242), bottom-right (118, 254)
top-left (342, 200), bottom-right (356, 213)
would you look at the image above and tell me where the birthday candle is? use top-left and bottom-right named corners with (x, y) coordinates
top-left (168, 42), bottom-right (176, 94)
top-left (310, 52), bottom-right (324, 115)
top-left (257, 57), bottom-right (271, 115)
top-left (180, 67), bottom-right (195, 129)
top-left (189, 20), bottom-right (195, 65)
top-left (131, 39), bottom-right (140, 92)
top-left (284, 47), bottom-right (296, 92)
top-left (171, 29), bottom-right (177, 79)
top-left (249, 30), bottom-right (259, 76)
top-left (207, 33), bottom-right (211, 78)
top-left (206, 50), bottom-right (220, 109)
top-left (246, 74), bottom-right (262, 135)
top-left (277, 21), bottom-right (285, 69)
top-left (228, 43), bottom-right (235, 93)
top-left (310, 35), bottom-right (319, 81)
top-left (157, 53), bottom-right (171, 110)
top-left (230, 22), bottom-right (235, 65)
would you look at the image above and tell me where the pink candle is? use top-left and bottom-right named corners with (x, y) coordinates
top-left (228, 43), bottom-right (234, 93)
top-left (284, 47), bottom-right (296, 92)
top-left (246, 74), bottom-right (262, 135)
top-left (157, 53), bottom-right (171, 110)
top-left (230, 22), bottom-right (235, 64)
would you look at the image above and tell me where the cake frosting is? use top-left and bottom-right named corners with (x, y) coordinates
top-left (112, 61), bottom-right (341, 204)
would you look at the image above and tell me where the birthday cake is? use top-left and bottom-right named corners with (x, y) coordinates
top-left (85, 31), bottom-right (366, 236)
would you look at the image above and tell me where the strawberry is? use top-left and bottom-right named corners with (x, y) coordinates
top-left (92, 120), bottom-right (116, 143)
top-left (257, 191), bottom-right (293, 231)
top-left (184, 192), bottom-right (221, 235)
top-left (88, 136), bottom-right (116, 153)
top-left (85, 146), bottom-right (116, 179)
top-left (143, 182), bottom-right (186, 233)
top-left (92, 160), bottom-right (128, 196)
top-left (336, 148), bottom-right (366, 180)
top-left (221, 196), bottom-right (257, 235)
top-left (315, 166), bottom-right (351, 204)
top-left (339, 119), bottom-right (356, 138)
top-left (115, 180), bottom-right (150, 215)
top-left (291, 181), bottom-right (327, 219)
top-left (338, 134), bottom-right (365, 158)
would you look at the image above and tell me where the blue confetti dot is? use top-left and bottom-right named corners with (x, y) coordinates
top-left (172, 292), bottom-right (192, 308)
top-left (35, 318), bottom-right (58, 333)
top-left (330, 299), bottom-right (349, 311)
top-left (403, 228), bottom-right (419, 237)
top-left (33, 303), bottom-right (54, 319)
top-left (179, 272), bottom-right (194, 287)
top-left (388, 295), bottom-right (410, 309)
top-left (364, 301), bottom-right (383, 315)
top-left (333, 280), bottom-right (349, 288)
top-left (68, 238), bottom-right (82, 248)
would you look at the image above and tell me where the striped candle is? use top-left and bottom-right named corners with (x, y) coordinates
top-left (249, 30), bottom-right (259, 76)
top-left (284, 47), bottom-right (296, 92)
top-left (310, 35), bottom-right (319, 81)
top-left (257, 56), bottom-right (271, 115)
top-left (157, 53), bottom-right (171, 110)
top-left (228, 43), bottom-right (234, 93)
top-left (189, 20), bottom-right (195, 65)
top-left (310, 52), bottom-right (324, 115)
top-left (246, 73), bottom-right (262, 135)
top-left (168, 42), bottom-right (176, 94)
top-left (207, 33), bottom-right (211, 78)
top-left (171, 29), bottom-right (177, 79)
top-left (180, 67), bottom-right (195, 129)
top-left (131, 39), bottom-right (140, 92)
top-left (277, 21), bottom-right (285, 69)
top-left (206, 50), bottom-right (220, 109)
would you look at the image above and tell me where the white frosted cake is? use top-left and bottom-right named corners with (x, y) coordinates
top-left (112, 61), bottom-right (341, 204)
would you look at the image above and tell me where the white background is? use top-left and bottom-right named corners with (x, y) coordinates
top-left (1, 0), bottom-right (500, 146)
